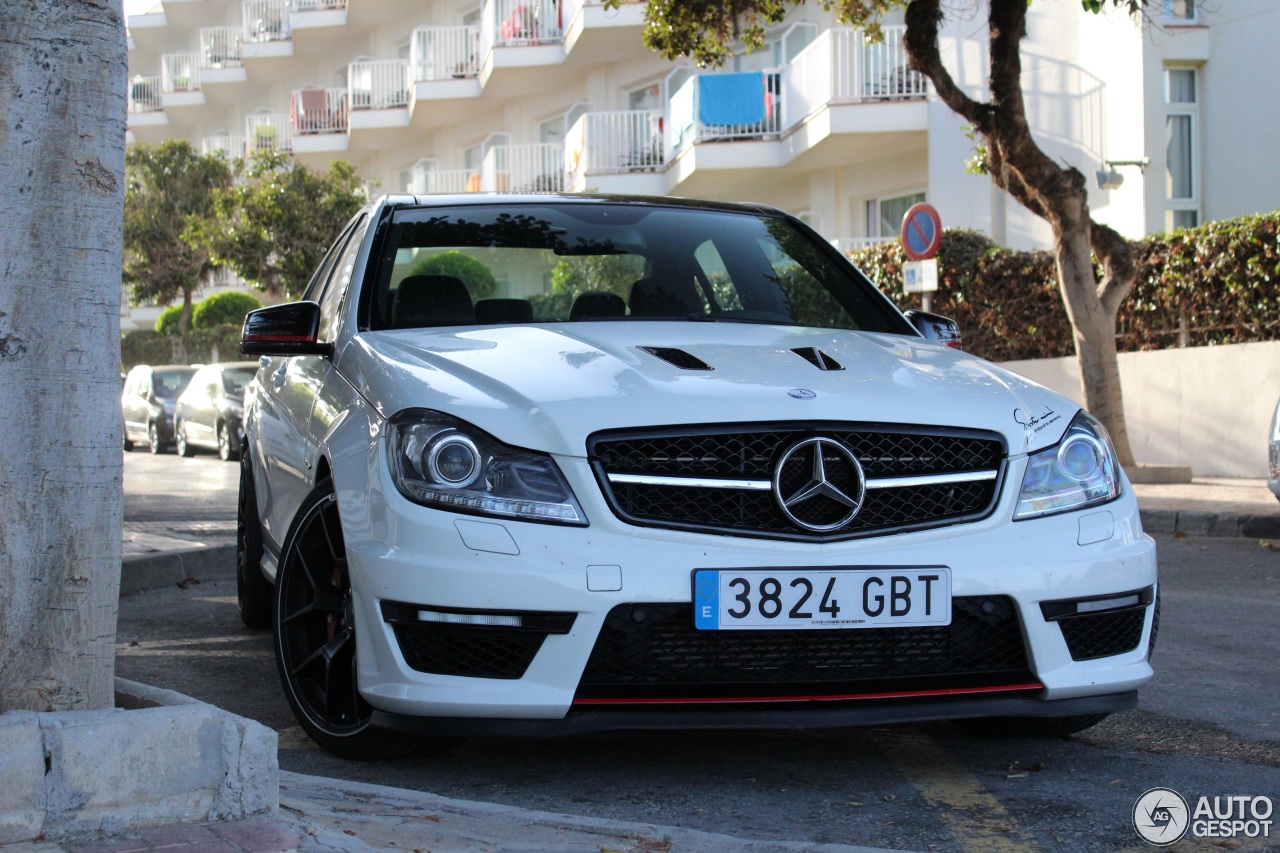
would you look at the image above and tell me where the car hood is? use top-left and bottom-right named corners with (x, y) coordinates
top-left (344, 323), bottom-right (1077, 458)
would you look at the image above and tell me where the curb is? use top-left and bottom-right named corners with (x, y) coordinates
top-left (121, 543), bottom-right (236, 596)
top-left (1139, 508), bottom-right (1280, 539)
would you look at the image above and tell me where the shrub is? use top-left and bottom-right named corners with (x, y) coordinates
top-left (408, 251), bottom-right (497, 302)
top-left (154, 305), bottom-right (185, 334)
top-left (192, 290), bottom-right (263, 330)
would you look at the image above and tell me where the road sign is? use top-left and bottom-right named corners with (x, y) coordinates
top-left (903, 259), bottom-right (938, 293)
top-left (900, 202), bottom-right (943, 261)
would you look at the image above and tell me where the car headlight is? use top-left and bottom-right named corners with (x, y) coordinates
top-left (387, 409), bottom-right (587, 526)
top-left (1013, 411), bottom-right (1121, 520)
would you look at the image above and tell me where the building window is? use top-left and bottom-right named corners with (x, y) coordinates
top-left (1162, 0), bottom-right (1197, 24)
top-left (1164, 67), bottom-right (1199, 230)
top-left (866, 191), bottom-right (925, 240)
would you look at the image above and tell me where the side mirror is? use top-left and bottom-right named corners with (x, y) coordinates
top-left (904, 309), bottom-right (963, 349)
top-left (240, 301), bottom-right (333, 357)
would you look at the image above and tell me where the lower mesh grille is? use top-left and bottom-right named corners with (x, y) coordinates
top-left (577, 597), bottom-right (1033, 701)
top-left (1057, 607), bottom-right (1147, 661)
top-left (391, 623), bottom-right (547, 679)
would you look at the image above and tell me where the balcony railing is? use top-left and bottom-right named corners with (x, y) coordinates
top-left (406, 161), bottom-right (480, 194)
top-left (832, 236), bottom-right (896, 255)
top-left (201, 27), bottom-right (243, 68)
top-left (566, 110), bottom-right (663, 185)
top-left (245, 113), bottom-right (292, 152)
top-left (128, 75), bottom-right (162, 113)
top-left (480, 0), bottom-right (562, 57)
top-left (243, 0), bottom-right (290, 43)
top-left (482, 143), bottom-right (564, 193)
top-left (202, 135), bottom-right (246, 158)
top-left (411, 26), bottom-right (480, 82)
top-left (348, 59), bottom-right (410, 109)
top-left (782, 26), bottom-right (925, 127)
top-left (161, 52), bottom-right (201, 93)
top-left (294, 0), bottom-right (347, 10)
top-left (292, 87), bottom-right (348, 134)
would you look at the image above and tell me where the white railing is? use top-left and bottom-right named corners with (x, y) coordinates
top-left (243, 0), bottom-right (290, 43)
top-left (292, 87), bottom-right (348, 134)
top-left (486, 0), bottom-right (562, 48)
top-left (691, 70), bottom-right (782, 143)
top-left (566, 110), bottom-right (663, 185)
top-left (201, 27), bottom-right (243, 67)
top-left (161, 52), bottom-right (201, 92)
top-left (127, 75), bottom-right (162, 113)
top-left (406, 162), bottom-right (480, 194)
top-left (833, 236), bottom-right (896, 254)
top-left (244, 113), bottom-right (292, 152)
top-left (202, 135), bottom-right (246, 158)
top-left (411, 26), bottom-right (480, 82)
top-left (782, 27), bottom-right (927, 130)
top-left (348, 59), bottom-right (410, 109)
top-left (483, 143), bottom-right (564, 193)
top-left (294, 0), bottom-right (346, 10)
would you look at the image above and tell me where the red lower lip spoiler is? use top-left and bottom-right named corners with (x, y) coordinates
top-left (573, 683), bottom-right (1044, 707)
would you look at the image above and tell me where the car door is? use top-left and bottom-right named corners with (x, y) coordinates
top-left (253, 215), bottom-right (366, 549)
top-left (122, 367), bottom-right (150, 442)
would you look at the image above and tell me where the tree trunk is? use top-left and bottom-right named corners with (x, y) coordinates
top-left (0, 0), bottom-right (127, 712)
top-left (177, 287), bottom-right (194, 334)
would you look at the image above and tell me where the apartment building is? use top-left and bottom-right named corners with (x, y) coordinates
top-left (124, 0), bottom-right (1280, 275)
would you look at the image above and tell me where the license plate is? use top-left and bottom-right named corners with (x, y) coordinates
top-left (692, 567), bottom-right (952, 630)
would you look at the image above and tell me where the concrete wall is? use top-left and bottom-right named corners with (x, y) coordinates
top-left (1001, 341), bottom-right (1280, 478)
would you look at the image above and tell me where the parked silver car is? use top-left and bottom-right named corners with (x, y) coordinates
top-left (122, 364), bottom-right (198, 454)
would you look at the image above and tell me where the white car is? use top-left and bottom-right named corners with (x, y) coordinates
top-left (238, 194), bottom-right (1158, 759)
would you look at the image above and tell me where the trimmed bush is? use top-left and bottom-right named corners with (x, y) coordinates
top-left (154, 305), bottom-right (186, 334)
top-left (408, 251), bottom-right (497, 302)
top-left (192, 291), bottom-right (262, 330)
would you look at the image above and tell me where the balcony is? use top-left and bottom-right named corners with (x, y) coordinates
top-left (245, 113), bottom-right (292, 154)
top-left (405, 160), bottom-right (480, 195)
top-left (242, 0), bottom-right (292, 59)
top-left (291, 0), bottom-right (348, 29)
top-left (202, 135), bottom-right (247, 159)
top-left (482, 143), bottom-right (565, 193)
top-left (565, 109), bottom-right (663, 190)
top-left (781, 26), bottom-right (926, 126)
top-left (199, 27), bottom-right (247, 86)
top-left (291, 87), bottom-right (349, 153)
top-left (160, 52), bottom-right (204, 107)
top-left (349, 59), bottom-right (411, 129)
top-left (127, 75), bottom-right (167, 132)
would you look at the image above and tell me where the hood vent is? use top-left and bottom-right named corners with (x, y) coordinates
top-left (638, 346), bottom-right (713, 371)
top-left (792, 347), bottom-right (844, 371)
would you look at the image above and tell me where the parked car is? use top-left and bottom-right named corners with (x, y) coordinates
top-left (174, 362), bottom-right (259, 461)
top-left (122, 364), bottom-right (198, 454)
top-left (1269, 397), bottom-right (1280, 502)
top-left (238, 194), bottom-right (1158, 759)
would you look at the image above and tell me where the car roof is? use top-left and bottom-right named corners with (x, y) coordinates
top-left (382, 192), bottom-right (786, 218)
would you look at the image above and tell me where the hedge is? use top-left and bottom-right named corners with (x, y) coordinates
top-left (191, 291), bottom-right (262, 330)
top-left (848, 211), bottom-right (1280, 362)
top-left (121, 324), bottom-right (244, 370)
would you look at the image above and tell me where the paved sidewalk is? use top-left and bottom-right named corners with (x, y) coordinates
top-left (1130, 476), bottom-right (1280, 538)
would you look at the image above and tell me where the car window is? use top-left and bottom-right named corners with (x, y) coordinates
top-left (222, 366), bottom-right (258, 396)
top-left (302, 214), bottom-right (364, 304)
top-left (366, 203), bottom-right (909, 334)
top-left (152, 368), bottom-right (196, 398)
top-left (318, 215), bottom-right (370, 340)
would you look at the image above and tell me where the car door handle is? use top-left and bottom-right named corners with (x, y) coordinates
top-left (272, 364), bottom-right (287, 389)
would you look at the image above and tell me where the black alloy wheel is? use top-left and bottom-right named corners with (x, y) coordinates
top-left (218, 422), bottom-right (238, 462)
top-left (147, 422), bottom-right (164, 454)
top-left (176, 421), bottom-right (195, 457)
top-left (273, 480), bottom-right (450, 760)
top-left (236, 451), bottom-right (272, 629)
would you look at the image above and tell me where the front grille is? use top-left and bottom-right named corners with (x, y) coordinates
top-left (1058, 606), bottom-right (1147, 661)
top-left (590, 424), bottom-right (1004, 540)
top-left (576, 597), bottom-right (1032, 701)
top-left (391, 623), bottom-right (547, 679)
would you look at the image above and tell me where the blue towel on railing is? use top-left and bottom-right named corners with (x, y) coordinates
top-left (698, 72), bottom-right (766, 126)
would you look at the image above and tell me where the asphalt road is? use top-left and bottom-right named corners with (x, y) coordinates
top-left (118, 453), bottom-right (1280, 852)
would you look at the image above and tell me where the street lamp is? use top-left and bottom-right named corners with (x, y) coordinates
top-left (1096, 158), bottom-right (1150, 190)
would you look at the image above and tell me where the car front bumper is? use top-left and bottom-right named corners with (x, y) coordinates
top-left (333, 449), bottom-right (1158, 730)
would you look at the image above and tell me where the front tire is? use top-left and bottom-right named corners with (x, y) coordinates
top-left (176, 421), bottom-right (195, 457)
top-left (273, 480), bottom-right (454, 760)
top-left (147, 422), bottom-right (165, 454)
top-left (218, 422), bottom-right (238, 462)
top-left (236, 452), bottom-right (272, 630)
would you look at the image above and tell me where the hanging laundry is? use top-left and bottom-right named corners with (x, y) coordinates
top-left (698, 72), bottom-right (766, 126)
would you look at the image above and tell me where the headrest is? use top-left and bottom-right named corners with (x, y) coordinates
top-left (475, 298), bottom-right (534, 325)
top-left (628, 278), bottom-right (699, 318)
top-left (569, 291), bottom-right (627, 321)
top-left (393, 275), bottom-right (474, 328)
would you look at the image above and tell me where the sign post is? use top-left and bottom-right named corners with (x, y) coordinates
top-left (900, 202), bottom-right (942, 311)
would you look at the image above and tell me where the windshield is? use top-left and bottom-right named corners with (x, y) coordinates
top-left (152, 368), bottom-right (196, 398)
top-left (222, 366), bottom-right (257, 396)
top-left (366, 203), bottom-right (910, 334)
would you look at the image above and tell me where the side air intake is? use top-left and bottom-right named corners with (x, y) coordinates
top-left (792, 347), bottom-right (844, 371)
top-left (638, 347), bottom-right (713, 371)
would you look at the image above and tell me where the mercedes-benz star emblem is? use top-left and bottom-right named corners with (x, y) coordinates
top-left (772, 437), bottom-right (866, 532)
top-left (788, 388), bottom-right (817, 399)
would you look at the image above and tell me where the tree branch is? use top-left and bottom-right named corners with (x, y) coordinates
top-left (1091, 219), bottom-right (1137, 317)
top-left (903, 0), bottom-right (993, 134)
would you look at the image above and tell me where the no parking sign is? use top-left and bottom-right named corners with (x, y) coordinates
top-left (900, 202), bottom-right (942, 261)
